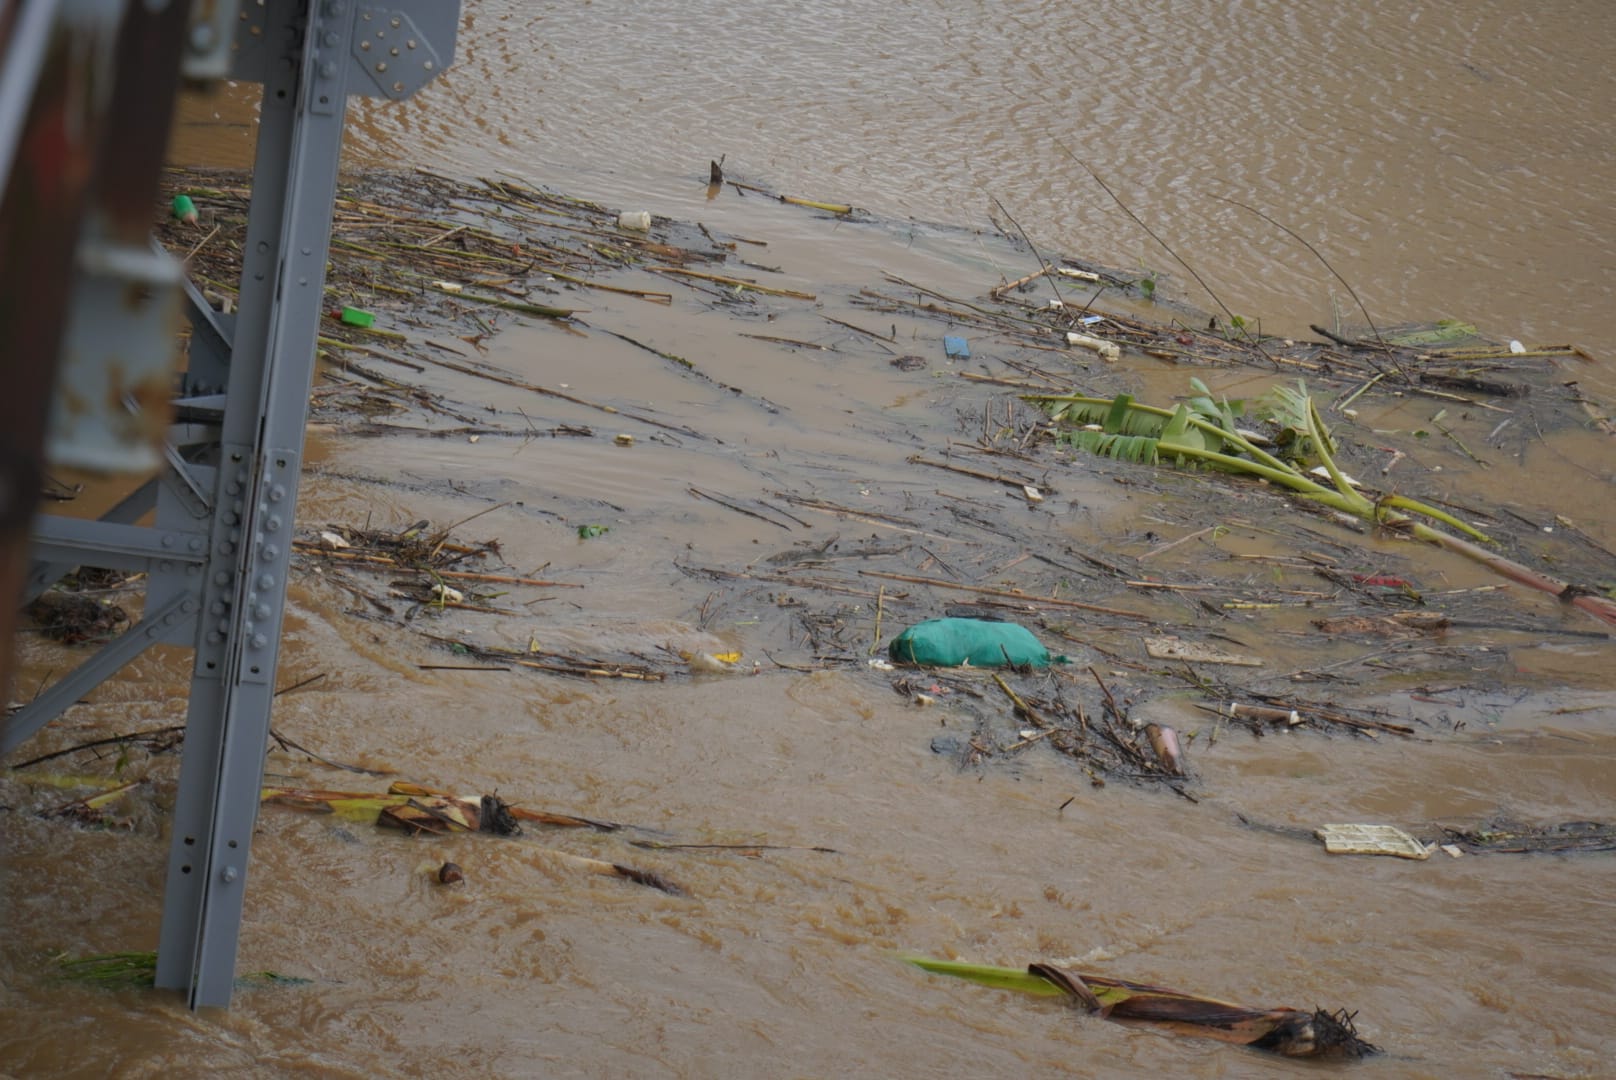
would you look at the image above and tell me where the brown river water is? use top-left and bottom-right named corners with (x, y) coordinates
top-left (5, 2), bottom-right (1616, 1077)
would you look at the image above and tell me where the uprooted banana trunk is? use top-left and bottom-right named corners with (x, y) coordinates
top-left (907, 955), bottom-right (1379, 1059)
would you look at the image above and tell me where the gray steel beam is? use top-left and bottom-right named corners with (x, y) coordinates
top-left (0, 591), bottom-right (195, 756)
top-left (154, 0), bottom-right (352, 1007)
top-left (29, 517), bottom-right (207, 572)
top-left (7, 0), bottom-right (457, 1010)
top-left (180, 275), bottom-right (234, 396)
top-left (154, 0), bottom-right (458, 1009)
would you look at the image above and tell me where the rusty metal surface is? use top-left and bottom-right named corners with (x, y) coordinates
top-left (46, 0), bottom-right (193, 470)
top-left (0, 0), bottom-right (121, 698)
top-left (94, 0), bottom-right (193, 242)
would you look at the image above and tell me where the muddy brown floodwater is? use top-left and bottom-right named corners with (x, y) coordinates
top-left (5, 3), bottom-right (1616, 1078)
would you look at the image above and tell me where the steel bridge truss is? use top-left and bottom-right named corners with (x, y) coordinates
top-left (1, 0), bottom-right (459, 1008)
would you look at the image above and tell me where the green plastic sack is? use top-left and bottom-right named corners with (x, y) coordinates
top-left (888, 618), bottom-right (1050, 668)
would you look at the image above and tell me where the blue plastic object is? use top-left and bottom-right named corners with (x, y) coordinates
top-left (889, 617), bottom-right (1051, 667)
top-left (943, 335), bottom-right (970, 359)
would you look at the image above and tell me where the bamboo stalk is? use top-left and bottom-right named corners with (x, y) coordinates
top-left (644, 265), bottom-right (816, 300)
top-left (546, 271), bottom-right (672, 303)
top-left (991, 672), bottom-right (1050, 728)
top-left (859, 569), bottom-right (1151, 620)
top-left (427, 282), bottom-right (574, 318)
top-left (870, 585), bottom-right (886, 656)
top-left (907, 454), bottom-right (1043, 491)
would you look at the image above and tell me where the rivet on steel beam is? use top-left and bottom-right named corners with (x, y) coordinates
top-left (251, 634), bottom-right (268, 649)
top-left (221, 866), bottom-right (238, 883)
top-left (254, 604), bottom-right (271, 620)
top-left (257, 574), bottom-right (274, 590)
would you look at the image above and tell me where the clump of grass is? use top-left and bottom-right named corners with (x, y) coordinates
top-left (54, 951), bottom-right (155, 989)
top-left (53, 950), bottom-right (312, 990)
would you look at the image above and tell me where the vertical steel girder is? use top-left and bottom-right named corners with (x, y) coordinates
top-left (6, 0), bottom-right (457, 1009)
top-left (153, 0), bottom-right (457, 1010)
top-left (152, 0), bottom-right (355, 1007)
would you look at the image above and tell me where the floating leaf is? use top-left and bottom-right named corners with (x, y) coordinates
top-left (1185, 377), bottom-right (1241, 431)
top-left (577, 524), bottom-right (609, 539)
top-left (1059, 429), bottom-right (1162, 465)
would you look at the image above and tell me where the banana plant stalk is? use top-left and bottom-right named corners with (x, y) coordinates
top-left (905, 955), bottom-right (1378, 1059)
top-left (1029, 384), bottom-right (1616, 628)
top-left (261, 783), bottom-right (684, 894)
